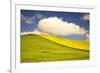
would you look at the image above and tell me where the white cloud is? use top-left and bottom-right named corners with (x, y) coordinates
top-left (21, 31), bottom-right (40, 35)
top-left (37, 17), bottom-right (87, 36)
top-left (86, 32), bottom-right (89, 40)
top-left (32, 29), bottom-right (48, 34)
top-left (36, 13), bottom-right (45, 19)
top-left (21, 29), bottom-right (47, 35)
top-left (21, 15), bottom-right (35, 24)
top-left (25, 20), bottom-right (33, 24)
top-left (82, 14), bottom-right (89, 21)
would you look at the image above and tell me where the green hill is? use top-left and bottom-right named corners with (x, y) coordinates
top-left (21, 34), bottom-right (89, 63)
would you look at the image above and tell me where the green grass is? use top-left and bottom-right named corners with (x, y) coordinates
top-left (21, 34), bottom-right (89, 63)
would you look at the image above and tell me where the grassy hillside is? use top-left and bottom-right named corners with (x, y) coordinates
top-left (21, 34), bottom-right (89, 63)
top-left (39, 34), bottom-right (89, 51)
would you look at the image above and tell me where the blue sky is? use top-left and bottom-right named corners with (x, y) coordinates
top-left (21, 10), bottom-right (89, 40)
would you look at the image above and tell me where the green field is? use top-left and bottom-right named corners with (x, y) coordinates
top-left (21, 34), bottom-right (90, 63)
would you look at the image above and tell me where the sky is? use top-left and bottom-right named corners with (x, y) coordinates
top-left (21, 10), bottom-right (89, 40)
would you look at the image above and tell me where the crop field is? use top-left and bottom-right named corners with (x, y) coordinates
top-left (21, 34), bottom-right (89, 63)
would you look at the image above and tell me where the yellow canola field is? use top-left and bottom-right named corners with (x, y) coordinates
top-left (39, 34), bottom-right (89, 51)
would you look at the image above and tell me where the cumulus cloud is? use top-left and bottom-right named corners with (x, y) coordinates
top-left (37, 17), bottom-right (87, 36)
top-left (82, 14), bottom-right (89, 21)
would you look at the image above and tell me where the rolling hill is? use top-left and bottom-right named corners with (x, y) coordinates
top-left (21, 34), bottom-right (89, 63)
top-left (39, 34), bottom-right (89, 51)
